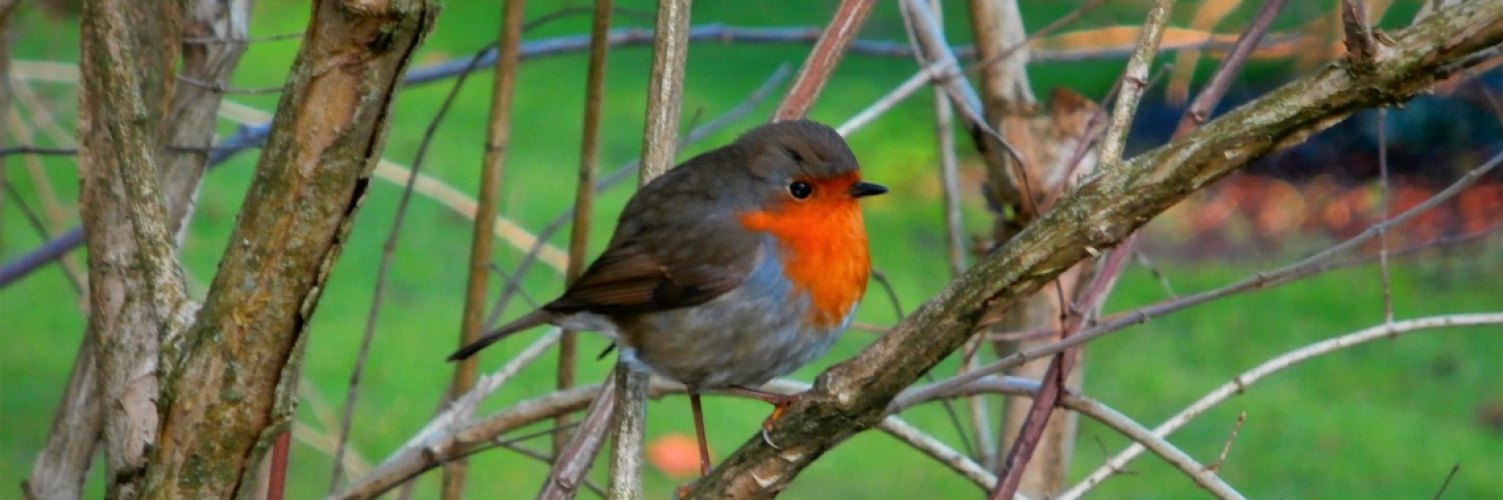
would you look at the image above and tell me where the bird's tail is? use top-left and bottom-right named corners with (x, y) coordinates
top-left (447, 309), bottom-right (553, 361)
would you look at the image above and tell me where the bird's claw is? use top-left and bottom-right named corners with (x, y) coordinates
top-left (761, 425), bottom-right (782, 450)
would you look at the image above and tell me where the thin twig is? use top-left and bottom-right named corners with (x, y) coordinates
top-left (993, 3), bottom-right (1174, 497)
top-left (0, 145), bottom-right (79, 157)
top-left (329, 43), bottom-right (492, 494)
top-left (176, 74), bottom-right (284, 95)
top-left (7, 102), bottom-right (75, 230)
top-left (488, 440), bottom-right (607, 498)
top-left (899, 0), bottom-right (1032, 218)
top-left (1431, 464), bottom-right (1461, 500)
top-left (611, 0), bottom-right (693, 496)
top-left (893, 375), bottom-right (1240, 498)
top-left (1132, 250), bottom-right (1178, 298)
top-left (931, 148), bottom-right (1503, 417)
top-left (350, 378), bottom-right (1007, 498)
top-left (964, 0), bottom-right (1109, 80)
top-left (1097, 0), bottom-right (1175, 167)
top-left (445, 0), bottom-right (528, 496)
top-left (1205, 411), bottom-right (1245, 473)
top-left (1062, 313), bottom-right (1503, 498)
top-left (1377, 108), bottom-right (1395, 323)
top-left (540, 381), bottom-right (617, 500)
top-left (829, 0), bottom-right (1103, 138)
top-left (556, 0), bottom-right (614, 457)
top-left (1061, 394), bottom-right (1245, 499)
top-left (182, 32), bottom-right (302, 44)
top-left (836, 56), bottom-right (957, 136)
top-left (4, 122), bottom-right (87, 296)
top-left (2, 179), bottom-right (83, 294)
top-left (774, 0), bottom-right (874, 120)
top-left (927, 0), bottom-right (966, 277)
top-left (1341, 0), bottom-right (1381, 74)
top-left (872, 1), bottom-right (980, 454)
top-left (879, 416), bottom-right (998, 491)
top-left (1175, 0), bottom-right (1289, 135)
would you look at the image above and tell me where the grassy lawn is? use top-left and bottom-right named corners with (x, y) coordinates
top-left (4, 1), bottom-right (1500, 498)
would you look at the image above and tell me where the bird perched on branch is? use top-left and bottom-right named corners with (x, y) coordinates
top-left (449, 119), bottom-right (886, 477)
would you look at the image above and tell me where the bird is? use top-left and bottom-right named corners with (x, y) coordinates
top-left (449, 119), bottom-right (886, 476)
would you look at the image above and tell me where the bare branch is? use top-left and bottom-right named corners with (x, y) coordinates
top-left (1206, 411), bottom-right (1246, 473)
top-left (931, 147), bottom-right (1503, 400)
top-left (689, 5), bottom-right (1503, 496)
top-left (775, 0), bottom-right (874, 120)
top-left (638, 0), bottom-right (692, 181)
top-left (146, 1), bottom-right (438, 496)
top-left (1431, 464), bottom-right (1462, 500)
top-left (880, 416), bottom-right (998, 491)
top-left (1341, 0), bottom-right (1382, 73)
top-left (894, 375), bottom-right (1240, 498)
top-left (23, 337), bottom-right (101, 499)
top-left (556, 0), bottom-right (616, 457)
top-left (966, 0), bottom-right (1035, 111)
top-left (1175, 0), bottom-right (1289, 135)
top-left (445, 0), bottom-right (528, 496)
top-left (609, 0), bottom-right (694, 495)
top-left (332, 42), bottom-right (494, 495)
top-left (1098, 0), bottom-right (1174, 166)
top-left (539, 381), bottom-right (617, 500)
top-left (1062, 313), bottom-right (1503, 498)
top-left (74, 0), bottom-right (191, 495)
top-left (1060, 394), bottom-right (1244, 499)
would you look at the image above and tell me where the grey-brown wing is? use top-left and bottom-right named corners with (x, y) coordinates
top-left (544, 194), bottom-right (759, 315)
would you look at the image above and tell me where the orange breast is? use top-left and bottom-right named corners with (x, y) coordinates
top-left (738, 178), bottom-right (871, 329)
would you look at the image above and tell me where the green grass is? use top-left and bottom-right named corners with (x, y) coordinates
top-left (5, 1), bottom-right (1501, 498)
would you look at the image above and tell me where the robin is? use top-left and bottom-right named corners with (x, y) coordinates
top-left (449, 119), bottom-right (886, 476)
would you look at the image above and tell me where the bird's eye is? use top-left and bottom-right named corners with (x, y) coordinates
top-left (788, 181), bottom-right (813, 200)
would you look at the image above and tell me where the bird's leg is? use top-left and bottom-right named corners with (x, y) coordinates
top-left (724, 385), bottom-right (798, 449)
top-left (688, 389), bottom-right (713, 477)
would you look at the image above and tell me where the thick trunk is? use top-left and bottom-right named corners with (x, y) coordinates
top-left (143, 1), bottom-right (438, 497)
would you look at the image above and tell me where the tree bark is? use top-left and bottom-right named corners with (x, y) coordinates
top-left (688, 3), bottom-right (1503, 497)
top-left (30, 2), bottom-right (253, 497)
top-left (142, 1), bottom-right (437, 497)
top-left (75, 1), bottom-right (193, 497)
top-left (967, 1), bottom-right (1094, 494)
top-left (161, 0), bottom-right (255, 238)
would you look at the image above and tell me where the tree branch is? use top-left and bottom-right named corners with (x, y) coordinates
top-left (774, 0), bottom-right (873, 120)
top-left (1061, 313), bottom-right (1503, 498)
top-left (74, 0), bottom-right (191, 496)
top-left (143, 1), bottom-right (438, 497)
top-left (687, 4), bottom-right (1503, 497)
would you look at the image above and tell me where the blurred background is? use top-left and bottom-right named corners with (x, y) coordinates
top-left (3, 0), bottom-right (1501, 497)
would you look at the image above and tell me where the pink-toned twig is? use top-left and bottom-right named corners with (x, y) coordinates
top-left (774, 0), bottom-right (874, 120)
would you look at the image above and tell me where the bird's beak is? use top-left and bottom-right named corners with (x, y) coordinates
top-left (850, 181), bottom-right (888, 198)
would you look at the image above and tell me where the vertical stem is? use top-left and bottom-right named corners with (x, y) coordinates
top-left (1376, 108), bottom-right (1394, 322)
top-left (267, 430), bottom-right (291, 500)
top-left (610, 1), bottom-right (692, 497)
top-left (638, 0), bottom-right (693, 181)
top-left (607, 362), bottom-right (651, 499)
top-left (1098, 0), bottom-right (1175, 167)
top-left (558, 0), bottom-right (614, 455)
top-left (446, 0), bottom-right (527, 497)
top-left (929, 0), bottom-right (966, 278)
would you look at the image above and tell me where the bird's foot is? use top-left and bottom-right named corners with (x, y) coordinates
top-left (724, 385), bottom-right (798, 450)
